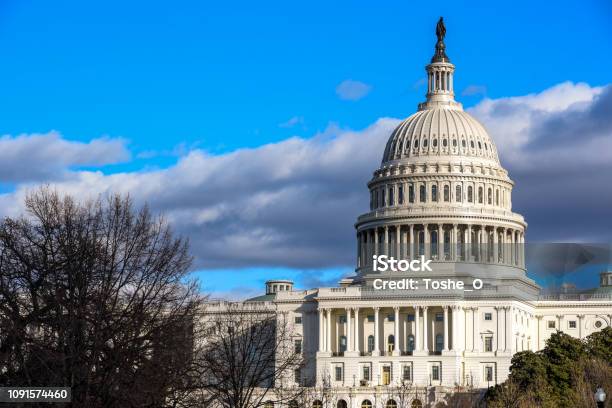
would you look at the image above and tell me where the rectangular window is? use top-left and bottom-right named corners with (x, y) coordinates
top-left (485, 366), bottom-right (493, 382)
top-left (387, 313), bottom-right (395, 322)
top-left (339, 315), bottom-right (347, 324)
top-left (398, 185), bottom-right (404, 204)
top-left (402, 365), bottom-right (411, 381)
top-left (335, 366), bottom-right (343, 382)
top-left (382, 366), bottom-right (391, 385)
top-left (407, 314), bottom-right (415, 322)
top-left (548, 321), bottom-right (555, 329)
top-left (294, 339), bottom-right (302, 354)
top-left (432, 365), bottom-right (440, 381)
top-left (408, 184), bottom-right (415, 203)
top-left (435, 313), bottom-right (443, 322)
top-left (339, 336), bottom-right (347, 352)
top-left (294, 368), bottom-right (301, 384)
top-left (569, 320), bottom-right (577, 329)
top-left (484, 313), bottom-right (492, 321)
top-left (484, 336), bottom-right (493, 352)
top-left (367, 315), bottom-right (375, 322)
top-left (294, 315), bottom-right (302, 324)
top-left (363, 365), bottom-right (370, 381)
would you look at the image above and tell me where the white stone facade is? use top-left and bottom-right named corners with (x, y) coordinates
top-left (210, 24), bottom-right (612, 408)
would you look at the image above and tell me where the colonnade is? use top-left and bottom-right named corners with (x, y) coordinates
top-left (428, 67), bottom-right (453, 94)
top-left (356, 223), bottom-right (524, 268)
top-left (318, 305), bottom-right (516, 355)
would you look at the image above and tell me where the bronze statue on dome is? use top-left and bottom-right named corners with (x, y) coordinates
top-left (431, 17), bottom-right (449, 63)
top-left (436, 17), bottom-right (446, 43)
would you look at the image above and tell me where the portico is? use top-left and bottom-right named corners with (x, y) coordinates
top-left (317, 304), bottom-right (494, 356)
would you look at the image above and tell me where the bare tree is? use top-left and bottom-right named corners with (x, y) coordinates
top-left (387, 380), bottom-right (416, 408)
top-left (302, 372), bottom-right (341, 408)
top-left (0, 188), bottom-right (203, 407)
top-left (192, 301), bottom-right (305, 408)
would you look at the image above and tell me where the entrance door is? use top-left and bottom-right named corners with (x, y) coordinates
top-left (382, 366), bottom-right (391, 385)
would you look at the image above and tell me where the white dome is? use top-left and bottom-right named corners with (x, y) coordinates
top-left (382, 107), bottom-right (500, 164)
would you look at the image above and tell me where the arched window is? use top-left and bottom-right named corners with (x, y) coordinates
top-left (443, 185), bottom-right (450, 202)
top-left (339, 336), bottom-right (347, 352)
top-left (431, 185), bottom-right (438, 202)
top-left (407, 335), bottom-right (415, 352)
top-left (414, 139), bottom-right (419, 148)
top-left (478, 141), bottom-right (482, 149)
top-left (408, 184), bottom-right (415, 203)
top-left (456, 185), bottom-right (462, 202)
top-left (488, 188), bottom-right (492, 205)
top-left (362, 400), bottom-right (373, 408)
top-left (313, 401), bottom-right (323, 408)
top-left (478, 186), bottom-right (483, 204)
top-left (442, 138), bottom-right (447, 147)
top-left (467, 186), bottom-right (473, 202)
top-left (367, 335), bottom-right (375, 352)
top-left (411, 400), bottom-right (423, 408)
top-left (433, 138), bottom-right (438, 147)
top-left (419, 185), bottom-right (426, 202)
top-left (337, 401), bottom-right (348, 408)
top-left (398, 185), bottom-right (404, 204)
top-left (470, 140), bottom-right (475, 148)
top-left (435, 334), bottom-right (444, 352)
top-left (386, 400), bottom-right (398, 408)
top-left (387, 335), bottom-right (395, 352)
top-left (423, 139), bottom-right (428, 147)
top-left (461, 139), bottom-right (466, 148)
top-left (452, 139), bottom-right (457, 147)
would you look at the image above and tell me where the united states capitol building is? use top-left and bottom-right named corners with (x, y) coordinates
top-left (209, 21), bottom-right (612, 408)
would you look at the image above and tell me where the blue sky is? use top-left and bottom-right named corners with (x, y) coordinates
top-left (1, 0), bottom-right (610, 155)
top-left (0, 1), bottom-right (611, 297)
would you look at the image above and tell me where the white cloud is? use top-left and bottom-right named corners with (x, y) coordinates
top-left (0, 131), bottom-right (130, 182)
top-left (0, 119), bottom-right (399, 269)
top-left (0, 81), bottom-right (611, 268)
top-left (468, 81), bottom-right (607, 171)
top-left (336, 80), bottom-right (372, 101)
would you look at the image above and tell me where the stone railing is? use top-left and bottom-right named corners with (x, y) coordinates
top-left (357, 206), bottom-right (524, 223)
top-left (538, 292), bottom-right (612, 301)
